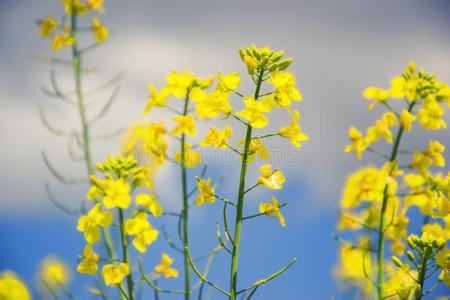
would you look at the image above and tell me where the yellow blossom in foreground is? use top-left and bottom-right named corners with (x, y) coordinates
top-left (155, 253), bottom-right (179, 278)
top-left (278, 110), bottom-right (309, 148)
top-left (344, 127), bottom-right (369, 160)
top-left (39, 256), bottom-right (71, 288)
top-left (237, 96), bottom-right (271, 128)
top-left (77, 244), bottom-right (99, 275)
top-left (125, 212), bottom-right (159, 253)
top-left (200, 127), bottom-right (232, 149)
top-left (417, 97), bottom-right (447, 130)
top-left (384, 264), bottom-right (418, 299)
top-left (172, 114), bottom-right (196, 136)
top-left (136, 194), bottom-right (163, 217)
top-left (436, 247), bottom-right (450, 286)
top-left (363, 86), bottom-right (389, 110)
top-left (91, 17), bottom-right (108, 44)
top-left (174, 144), bottom-right (201, 168)
top-left (40, 15), bottom-right (58, 38)
top-left (77, 203), bottom-right (113, 243)
top-left (217, 72), bottom-right (241, 91)
top-left (0, 271), bottom-right (31, 300)
top-left (410, 152), bottom-right (433, 175)
top-left (422, 223), bottom-right (449, 242)
top-left (101, 263), bottom-right (130, 287)
top-left (389, 75), bottom-right (419, 101)
top-left (257, 164), bottom-right (285, 190)
top-left (334, 239), bottom-right (372, 294)
top-left (103, 179), bottom-right (132, 209)
top-left (259, 196), bottom-right (285, 227)
top-left (239, 138), bottom-right (269, 163)
top-left (145, 84), bottom-right (170, 114)
top-left (269, 71), bottom-right (302, 109)
top-left (195, 178), bottom-right (215, 206)
top-left (400, 110), bottom-right (416, 132)
top-left (424, 140), bottom-right (446, 167)
top-left (193, 89), bottom-right (233, 118)
top-left (165, 70), bottom-right (196, 99)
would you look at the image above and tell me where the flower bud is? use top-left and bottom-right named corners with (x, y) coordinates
top-left (391, 256), bottom-right (403, 268)
top-left (406, 251), bottom-right (415, 262)
top-left (278, 58), bottom-right (292, 71)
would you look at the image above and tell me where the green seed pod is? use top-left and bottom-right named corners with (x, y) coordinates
top-left (239, 48), bottom-right (246, 60)
top-left (391, 256), bottom-right (403, 268)
top-left (271, 51), bottom-right (285, 62)
top-left (269, 63), bottom-right (278, 72)
top-left (406, 251), bottom-right (415, 262)
top-left (278, 58), bottom-right (293, 71)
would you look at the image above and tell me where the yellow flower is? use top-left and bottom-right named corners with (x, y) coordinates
top-left (278, 110), bottom-right (309, 148)
top-left (165, 70), bottom-right (196, 99)
top-left (237, 96), bottom-right (271, 128)
top-left (174, 143), bottom-right (201, 168)
top-left (145, 84), bottom-right (171, 114)
top-left (436, 247), bottom-right (450, 286)
top-left (384, 264), bottom-right (418, 299)
top-left (344, 127), bottom-right (369, 160)
top-left (400, 110), bottom-right (416, 132)
top-left (200, 127), bottom-right (232, 149)
top-left (62, 0), bottom-right (89, 15)
top-left (334, 239), bottom-right (372, 294)
top-left (0, 271), bottom-right (31, 300)
top-left (217, 72), bottom-right (240, 91)
top-left (77, 203), bottom-right (113, 243)
top-left (135, 193), bottom-right (163, 217)
top-left (77, 244), bottom-right (99, 275)
top-left (363, 86), bottom-right (389, 110)
top-left (193, 89), bottom-right (233, 119)
top-left (410, 152), bottom-right (433, 175)
top-left (195, 178), bottom-right (215, 206)
top-left (101, 263), bottom-right (130, 287)
top-left (40, 15), bottom-right (58, 38)
top-left (121, 122), bottom-right (168, 166)
top-left (51, 32), bottom-right (74, 51)
top-left (431, 194), bottom-right (450, 219)
top-left (91, 17), bottom-right (108, 44)
top-left (103, 179), bottom-right (132, 209)
top-left (389, 75), bottom-right (420, 101)
top-left (39, 256), bottom-right (71, 288)
top-left (269, 71), bottom-right (302, 109)
top-left (424, 140), bottom-right (446, 167)
top-left (88, 0), bottom-right (104, 11)
top-left (259, 196), bottom-right (285, 227)
top-left (417, 96), bottom-right (447, 130)
top-left (257, 165), bottom-right (285, 190)
top-left (404, 173), bottom-right (434, 215)
top-left (125, 212), bottom-right (159, 253)
top-left (239, 138), bottom-right (269, 163)
top-left (367, 112), bottom-right (397, 144)
top-left (172, 114), bottom-right (196, 137)
top-left (155, 254), bottom-right (179, 278)
top-left (422, 223), bottom-right (449, 241)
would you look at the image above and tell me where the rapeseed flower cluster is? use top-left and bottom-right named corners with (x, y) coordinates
top-left (38, 0), bottom-right (108, 51)
top-left (337, 62), bottom-right (450, 299)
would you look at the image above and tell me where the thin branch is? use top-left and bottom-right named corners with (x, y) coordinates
top-left (243, 202), bottom-right (287, 221)
top-left (39, 105), bottom-right (70, 137)
top-left (137, 258), bottom-right (186, 295)
top-left (236, 258), bottom-right (297, 295)
top-left (161, 226), bottom-right (184, 253)
top-left (89, 85), bottom-right (120, 125)
top-left (44, 183), bottom-right (80, 216)
top-left (41, 151), bottom-right (88, 185)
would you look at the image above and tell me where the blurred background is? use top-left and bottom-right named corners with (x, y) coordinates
top-left (0, 0), bottom-right (449, 298)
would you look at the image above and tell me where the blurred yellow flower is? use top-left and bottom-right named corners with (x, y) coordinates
top-left (363, 86), bottom-right (389, 110)
top-left (145, 84), bottom-right (170, 114)
top-left (101, 263), bottom-right (130, 287)
top-left (0, 271), bottom-right (31, 300)
top-left (400, 110), bottom-right (416, 132)
top-left (39, 15), bottom-right (58, 38)
top-left (155, 253), bottom-right (179, 278)
top-left (424, 140), bottom-right (446, 167)
top-left (367, 111), bottom-right (397, 144)
top-left (174, 144), bottom-right (201, 168)
top-left (39, 256), bottom-right (71, 288)
top-left (125, 212), bottom-right (159, 253)
top-left (172, 114), bottom-right (196, 137)
top-left (91, 17), bottom-right (108, 44)
top-left (417, 97), bottom-right (447, 130)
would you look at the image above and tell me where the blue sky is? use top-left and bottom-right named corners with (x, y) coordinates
top-left (0, 0), bottom-right (450, 298)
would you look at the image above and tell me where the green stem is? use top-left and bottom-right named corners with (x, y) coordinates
top-left (416, 253), bottom-right (429, 300)
top-left (376, 101), bottom-right (415, 300)
top-left (118, 208), bottom-right (134, 300)
top-left (70, 9), bottom-right (116, 262)
top-left (181, 90), bottom-right (191, 300)
top-left (229, 70), bottom-right (264, 300)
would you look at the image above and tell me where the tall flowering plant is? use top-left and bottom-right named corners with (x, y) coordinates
top-left (336, 62), bottom-right (450, 299)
